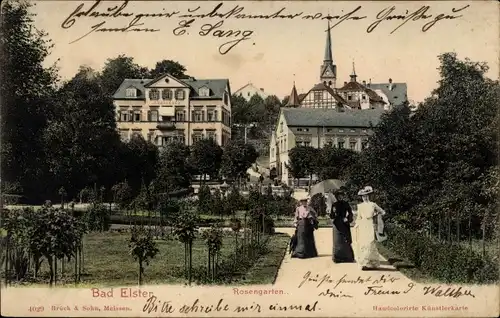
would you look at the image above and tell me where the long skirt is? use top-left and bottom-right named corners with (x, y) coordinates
top-left (354, 221), bottom-right (380, 268)
top-left (333, 224), bottom-right (355, 263)
top-left (291, 219), bottom-right (318, 259)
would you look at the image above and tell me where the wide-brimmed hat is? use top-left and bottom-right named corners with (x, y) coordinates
top-left (357, 186), bottom-right (373, 196)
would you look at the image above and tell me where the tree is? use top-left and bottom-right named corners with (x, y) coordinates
top-left (43, 66), bottom-right (122, 198)
top-left (129, 226), bottom-right (159, 286)
top-left (155, 141), bottom-right (192, 193)
top-left (220, 140), bottom-right (258, 185)
top-left (230, 94), bottom-right (251, 125)
top-left (172, 209), bottom-right (199, 285)
top-left (317, 144), bottom-right (359, 181)
top-left (286, 146), bottom-right (318, 187)
top-left (150, 60), bottom-right (187, 78)
top-left (1, 0), bottom-right (59, 202)
top-left (197, 185), bottom-right (212, 215)
top-left (189, 139), bottom-right (223, 184)
top-left (121, 135), bottom-right (159, 195)
top-left (99, 55), bottom-right (149, 96)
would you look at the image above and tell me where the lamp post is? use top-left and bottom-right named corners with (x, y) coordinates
top-left (220, 181), bottom-right (229, 220)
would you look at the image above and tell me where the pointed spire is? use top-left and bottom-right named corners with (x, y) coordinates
top-left (350, 61), bottom-right (357, 82)
top-left (286, 82), bottom-right (300, 107)
top-left (324, 20), bottom-right (333, 62)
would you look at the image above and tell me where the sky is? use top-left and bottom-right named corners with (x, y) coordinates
top-left (30, 0), bottom-right (499, 103)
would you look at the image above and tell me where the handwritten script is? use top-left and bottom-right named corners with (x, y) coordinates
top-left (142, 295), bottom-right (320, 314)
top-left (61, 1), bottom-right (470, 54)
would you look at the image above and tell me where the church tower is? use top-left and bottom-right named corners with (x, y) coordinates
top-left (319, 20), bottom-right (337, 89)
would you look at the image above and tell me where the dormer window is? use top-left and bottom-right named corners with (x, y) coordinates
top-left (126, 88), bottom-right (137, 98)
top-left (149, 89), bottom-right (160, 100)
top-left (162, 89), bottom-right (172, 100)
top-left (175, 89), bottom-right (185, 100)
top-left (199, 86), bottom-right (210, 97)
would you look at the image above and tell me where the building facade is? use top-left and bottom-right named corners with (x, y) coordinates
top-left (269, 108), bottom-right (383, 185)
top-left (234, 83), bottom-right (269, 101)
top-left (113, 74), bottom-right (232, 147)
top-left (283, 21), bottom-right (408, 110)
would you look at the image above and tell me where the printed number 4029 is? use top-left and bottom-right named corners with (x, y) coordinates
top-left (28, 306), bottom-right (44, 312)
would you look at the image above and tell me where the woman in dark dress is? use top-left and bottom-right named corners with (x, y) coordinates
top-left (330, 190), bottom-right (355, 263)
top-left (291, 195), bottom-right (318, 259)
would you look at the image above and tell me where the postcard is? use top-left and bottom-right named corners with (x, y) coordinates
top-left (1, 0), bottom-right (499, 317)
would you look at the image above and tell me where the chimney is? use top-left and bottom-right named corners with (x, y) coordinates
top-left (260, 88), bottom-right (264, 91)
top-left (344, 81), bottom-right (347, 86)
top-left (362, 80), bottom-right (366, 86)
top-left (388, 78), bottom-right (393, 91)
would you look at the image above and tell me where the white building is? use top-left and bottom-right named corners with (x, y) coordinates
top-left (234, 83), bottom-right (269, 101)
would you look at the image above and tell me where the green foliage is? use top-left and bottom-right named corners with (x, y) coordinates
top-left (189, 138), bottom-right (223, 181)
top-left (197, 185), bottom-right (212, 214)
top-left (1, 0), bottom-right (58, 201)
top-left (318, 144), bottom-right (359, 180)
top-left (129, 226), bottom-right (160, 285)
top-left (346, 53), bottom-right (499, 231)
top-left (209, 188), bottom-right (224, 216)
top-left (155, 141), bottom-right (192, 192)
top-left (150, 59), bottom-right (187, 78)
top-left (100, 55), bottom-right (149, 96)
top-left (286, 146), bottom-right (319, 181)
top-left (382, 224), bottom-right (498, 284)
top-left (121, 135), bottom-right (159, 195)
top-left (112, 181), bottom-right (133, 210)
top-left (221, 140), bottom-right (258, 181)
top-left (202, 225), bottom-right (224, 255)
top-left (85, 203), bottom-right (111, 232)
top-left (172, 209), bottom-right (200, 244)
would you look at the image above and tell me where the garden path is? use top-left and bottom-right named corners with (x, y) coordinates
top-left (273, 227), bottom-right (413, 288)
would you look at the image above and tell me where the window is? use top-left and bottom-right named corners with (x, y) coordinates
top-left (192, 133), bottom-right (203, 143)
top-left (339, 129), bottom-right (344, 133)
top-left (133, 110), bottom-right (141, 122)
top-left (119, 110), bottom-right (130, 122)
top-left (119, 129), bottom-right (129, 141)
top-left (304, 128), bottom-right (309, 132)
top-left (362, 94), bottom-right (366, 100)
top-left (297, 128), bottom-right (302, 132)
top-left (149, 89), bottom-right (160, 100)
top-left (304, 141), bottom-right (311, 147)
top-left (338, 141), bottom-right (345, 149)
top-left (206, 130), bottom-right (217, 140)
top-left (326, 128), bottom-right (333, 132)
top-left (314, 91), bottom-right (322, 101)
top-left (199, 87), bottom-right (210, 97)
top-left (247, 92), bottom-right (250, 97)
top-left (126, 88), bottom-right (136, 98)
top-left (347, 95), bottom-right (352, 101)
top-left (147, 130), bottom-right (155, 142)
top-left (280, 122), bottom-right (284, 133)
top-left (175, 110), bottom-right (186, 122)
top-left (207, 108), bottom-right (218, 122)
top-left (350, 129), bottom-right (356, 133)
top-left (362, 129), bottom-right (367, 133)
top-left (350, 141), bottom-right (356, 149)
top-left (162, 89), bottom-right (172, 100)
top-left (148, 110), bottom-right (159, 122)
top-left (175, 89), bottom-right (185, 100)
top-left (192, 109), bottom-right (204, 122)
top-left (223, 92), bottom-right (229, 105)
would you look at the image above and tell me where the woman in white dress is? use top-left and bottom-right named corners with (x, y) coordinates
top-left (354, 186), bottom-right (387, 270)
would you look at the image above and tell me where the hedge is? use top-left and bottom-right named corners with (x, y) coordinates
top-left (382, 223), bottom-right (498, 284)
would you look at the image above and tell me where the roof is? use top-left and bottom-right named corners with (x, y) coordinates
top-left (286, 84), bottom-right (300, 106)
top-left (282, 107), bottom-right (384, 128)
top-left (337, 81), bottom-right (385, 103)
top-left (368, 82), bottom-right (408, 106)
top-left (307, 82), bottom-right (348, 105)
top-left (182, 78), bottom-right (230, 100)
top-left (113, 79), bottom-right (153, 100)
top-left (113, 77), bottom-right (230, 100)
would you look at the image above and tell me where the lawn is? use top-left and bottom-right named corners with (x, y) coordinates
top-left (3, 231), bottom-right (290, 287)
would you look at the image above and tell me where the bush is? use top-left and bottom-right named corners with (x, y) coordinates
top-left (85, 203), bottom-right (111, 232)
top-left (382, 223), bottom-right (498, 284)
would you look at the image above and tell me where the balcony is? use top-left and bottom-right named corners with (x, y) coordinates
top-left (156, 122), bottom-right (176, 131)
